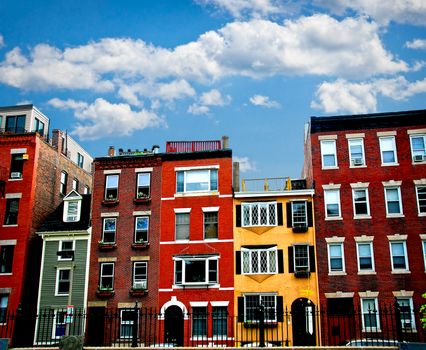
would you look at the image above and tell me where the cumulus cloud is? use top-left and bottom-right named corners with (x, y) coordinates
top-left (188, 89), bottom-right (231, 115)
top-left (406, 39), bottom-right (426, 49)
top-left (249, 94), bottom-right (280, 108)
top-left (311, 76), bottom-right (426, 114)
top-left (233, 156), bottom-right (257, 172)
top-left (49, 98), bottom-right (164, 140)
top-left (315, 0), bottom-right (426, 26)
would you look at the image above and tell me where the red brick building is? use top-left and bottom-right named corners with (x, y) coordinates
top-left (303, 109), bottom-right (426, 344)
top-left (86, 146), bottom-right (162, 345)
top-left (158, 138), bottom-right (234, 346)
top-left (0, 104), bottom-right (92, 345)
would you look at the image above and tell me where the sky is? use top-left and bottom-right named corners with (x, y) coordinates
top-left (0, 0), bottom-right (425, 179)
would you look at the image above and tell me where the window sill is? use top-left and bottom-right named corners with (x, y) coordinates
top-left (133, 197), bottom-right (151, 204)
top-left (0, 273), bottom-right (12, 276)
top-left (98, 242), bottom-right (117, 250)
top-left (412, 161), bottom-right (426, 165)
top-left (321, 166), bottom-right (339, 170)
top-left (129, 288), bottom-right (148, 297)
top-left (349, 165), bottom-right (367, 169)
top-left (175, 191), bottom-right (219, 198)
top-left (173, 283), bottom-right (219, 289)
top-left (325, 217), bottom-right (343, 221)
top-left (96, 289), bottom-right (115, 298)
top-left (131, 242), bottom-right (149, 250)
top-left (391, 270), bottom-right (411, 274)
top-left (8, 178), bottom-right (23, 182)
top-left (55, 293), bottom-right (70, 297)
top-left (204, 238), bottom-right (219, 242)
top-left (328, 271), bottom-right (346, 276)
top-left (102, 199), bottom-right (119, 206)
top-left (2, 224), bottom-right (18, 227)
top-left (358, 271), bottom-right (376, 275)
top-left (418, 213), bottom-right (426, 217)
top-left (381, 163), bottom-right (399, 167)
top-left (386, 214), bottom-right (405, 218)
top-left (354, 215), bottom-right (372, 220)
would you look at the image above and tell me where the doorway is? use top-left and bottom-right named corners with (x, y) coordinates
top-left (291, 298), bottom-right (316, 346)
top-left (164, 305), bottom-right (184, 346)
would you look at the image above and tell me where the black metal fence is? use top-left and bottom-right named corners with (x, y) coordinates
top-left (0, 304), bottom-right (425, 347)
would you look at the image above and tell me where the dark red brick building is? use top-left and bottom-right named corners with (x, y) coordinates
top-left (0, 104), bottom-right (92, 345)
top-left (86, 146), bottom-right (162, 345)
top-left (158, 138), bottom-right (234, 346)
top-left (303, 109), bottom-right (426, 344)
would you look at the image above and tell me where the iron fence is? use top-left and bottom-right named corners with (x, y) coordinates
top-left (0, 304), bottom-right (425, 347)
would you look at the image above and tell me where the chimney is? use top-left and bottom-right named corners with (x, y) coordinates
top-left (233, 161), bottom-right (240, 192)
top-left (222, 135), bottom-right (229, 149)
top-left (108, 146), bottom-right (115, 157)
top-left (52, 129), bottom-right (60, 151)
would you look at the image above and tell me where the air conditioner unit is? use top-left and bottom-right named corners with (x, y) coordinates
top-left (352, 158), bottom-right (363, 166)
top-left (413, 154), bottom-right (425, 162)
top-left (133, 280), bottom-right (147, 289)
top-left (10, 172), bottom-right (22, 179)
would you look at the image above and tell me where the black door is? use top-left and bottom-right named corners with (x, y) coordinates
top-left (86, 307), bottom-right (105, 346)
top-left (164, 306), bottom-right (184, 346)
top-left (291, 298), bottom-right (316, 346)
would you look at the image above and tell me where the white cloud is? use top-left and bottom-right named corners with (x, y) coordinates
top-left (315, 0), bottom-right (426, 26)
top-left (249, 94), bottom-right (280, 108)
top-left (188, 89), bottom-right (231, 115)
top-left (49, 98), bottom-right (164, 140)
top-left (188, 104), bottom-right (211, 115)
top-left (406, 39), bottom-right (426, 49)
top-left (233, 156), bottom-right (257, 172)
top-left (311, 76), bottom-right (426, 114)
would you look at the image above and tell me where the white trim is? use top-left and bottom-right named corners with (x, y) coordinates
top-left (346, 133), bottom-right (365, 139)
top-left (389, 240), bottom-right (409, 273)
top-left (174, 208), bottom-right (191, 213)
top-left (133, 210), bottom-right (151, 216)
top-left (359, 291), bottom-right (379, 298)
top-left (55, 267), bottom-right (71, 296)
top-left (219, 287), bottom-right (234, 291)
top-left (354, 235), bottom-right (374, 242)
top-left (325, 292), bottom-right (354, 298)
top-left (98, 257), bottom-right (117, 262)
top-left (382, 180), bottom-right (402, 186)
top-left (356, 241), bottom-right (375, 273)
top-left (318, 135), bottom-right (337, 140)
top-left (174, 165), bottom-right (219, 171)
top-left (0, 239), bottom-right (17, 245)
top-left (161, 197), bottom-right (175, 201)
top-left (34, 238), bottom-right (45, 344)
top-left (10, 148), bottom-right (27, 154)
top-left (387, 234), bottom-right (408, 241)
top-left (414, 179), bottom-right (426, 185)
top-left (174, 192), bottom-right (219, 198)
top-left (5, 193), bottom-right (22, 199)
top-left (211, 301), bottom-right (229, 306)
top-left (101, 212), bottom-right (119, 217)
top-left (219, 194), bottom-right (233, 198)
top-left (325, 236), bottom-right (345, 243)
top-left (159, 288), bottom-right (174, 292)
top-left (322, 183), bottom-right (341, 190)
top-left (134, 167), bottom-right (153, 172)
top-left (57, 240), bottom-right (75, 261)
top-left (352, 187), bottom-right (370, 218)
top-left (189, 301), bottom-right (208, 307)
top-left (384, 186), bottom-right (403, 216)
top-left (377, 131), bottom-right (397, 136)
top-left (407, 128), bottom-right (426, 135)
top-left (327, 241), bottom-right (345, 274)
top-left (202, 206), bottom-right (220, 212)
top-left (63, 199), bottom-right (82, 223)
top-left (350, 182), bottom-right (370, 188)
top-left (393, 290), bottom-right (414, 297)
top-left (160, 239), bottom-right (233, 245)
top-left (103, 169), bottom-right (121, 174)
top-left (159, 296), bottom-right (189, 320)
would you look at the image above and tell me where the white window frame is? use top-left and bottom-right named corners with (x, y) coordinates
top-left (55, 268), bottom-right (71, 296)
top-left (72, 178), bottom-right (78, 192)
top-left (174, 256), bottom-right (218, 286)
top-left (423, 240), bottom-right (426, 271)
top-left (136, 172), bottom-right (151, 199)
top-left (348, 138), bottom-right (366, 167)
top-left (396, 297), bottom-right (416, 331)
top-left (356, 242), bottom-right (375, 273)
top-left (133, 261), bottom-right (148, 289)
top-left (52, 309), bottom-right (67, 339)
top-left (176, 168), bottom-right (218, 193)
top-left (120, 309), bottom-right (139, 339)
top-left (99, 262), bottom-right (115, 290)
top-left (244, 293), bottom-right (277, 323)
top-left (379, 136), bottom-right (398, 165)
top-left (324, 189), bottom-right (341, 219)
top-left (389, 241), bottom-right (409, 272)
top-left (415, 186), bottom-right (426, 216)
top-left (57, 240), bottom-right (75, 261)
top-left (175, 212), bottom-right (190, 241)
top-left (361, 297), bottom-right (380, 331)
top-left (320, 139), bottom-right (338, 168)
top-left (409, 134), bottom-right (426, 162)
top-left (83, 186), bottom-right (89, 194)
top-left (241, 202), bottom-right (278, 227)
top-left (134, 216), bottom-right (149, 243)
top-left (384, 187), bottom-right (403, 216)
top-left (102, 217), bottom-right (117, 244)
top-left (327, 243), bottom-right (345, 273)
top-left (77, 152), bottom-right (84, 168)
top-left (293, 244), bottom-right (310, 273)
top-left (60, 171), bottom-right (67, 195)
top-left (192, 306), bottom-right (208, 339)
top-left (241, 247), bottom-right (278, 275)
top-left (292, 201), bottom-right (307, 228)
top-left (0, 294), bottom-right (9, 324)
top-left (203, 210), bottom-right (218, 240)
top-left (105, 174), bottom-right (119, 200)
top-left (63, 199), bottom-right (81, 222)
top-left (352, 188), bottom-right (370, 218)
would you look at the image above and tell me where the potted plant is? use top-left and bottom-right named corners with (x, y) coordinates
top-left (98, 240), bottom-right (117, 250)
top-left (97, 285), bottom-right (114, 297)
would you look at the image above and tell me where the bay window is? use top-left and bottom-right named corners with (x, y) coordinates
top-left (176, 168), bottom-right (218, 193)
top-left (174, 255), bottom-right (218, 286)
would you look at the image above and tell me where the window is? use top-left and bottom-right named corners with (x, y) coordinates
top-left (136, 173), bottom-right (151, 199)
top-left (328, 243), bottom-right (344, 272)
top-left (58, 241), bottom-right (74, 261)
top-left (102, 218), bottom-right (116, 243)
top-left (6, 115), bottom-right (25, 133)
top-left (244, 294), bottom-right (277, 323)
top-left (348, 138), bottom-right (365, 166)
top-left (105, 174), bottom-right (119, 200)
top-left (242, 202), bottom-right (277, 227)
top-left (175, 213), bottom-right (190, 241)
top-left (4, 198), bottom-right (19, 225)
top-left (320, 140), bottom-right (337, 168)
top-left (99, 262), bottom-right (114, 290)
top-left (65, 201), bottom-right (79, 222)
top-left (361, 298), bottom-right (380, 331)
top-left (356, 243), bottom-right (374, 272)
top-left (77, 152), bottom-right (84, 168)
top-left (292, 201), bottom-right (307, 228)
top-left (0, 246), bottom-right (14, 273)
top-left (324, 189), bottom-right (341, 218)
top-left (174, 256), bottom-right (218, 285)
top-left (212, 306), bottom-right (228, 337)
top-left (352, 188), bottom-right (370, 217)
top-left (410, 134), bottom-right (426, 161)
top-left (241, 247), bottom-right (277, 274)
top-left (379, 136), bottom-right (398, 164)
top-left (384, 187), bottom-right (403, 215)
top-left (416, 186), bottom-right (426, 215)
top-left (294, 245), bottom-right (309, 273)
top-left (390, 241), bottom-right (408, 271)
top-left (56, 268), bottom-right (71, 295)
top-left (133, 262), bottom-right (147, 289)
top-left (34, 118), bottom-right (45, 136)
top-left (204, 211), bottom-right (218, 239)
top-left (192, 307), bottom-right (207, 338)
top-left (0, 295), bottom-right (8, 323)
top-left (9, 154), bottom-right (24, 179)
top-left (72, 178), bottom-right (79, 192)
top-left (396, 298), bottom-right (416, 331)
top-left (423, 241), bottom-right (426, 271)
top-left (84, 186), bottom-right (90, 194)
top-left (176, 168), bottom-right (218, 193)
top-left (135, 216), bottom-right (149, 243)
top-left (52, 310), bottom-right (66, 339)
top-left (60, 171), bottom-right (68, 195)
top-left (120, 309), bottom-right (138, 339)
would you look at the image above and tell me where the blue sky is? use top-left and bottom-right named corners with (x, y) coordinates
top-left (0, 0), bottom-right (425, 178)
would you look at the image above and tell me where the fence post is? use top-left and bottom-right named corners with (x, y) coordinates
top-left (257, 304), bottom-right (265, 347)
top-left (394, 299), bottom-right (403, 342)
top-left (132, 303), bottom-right (138, 347)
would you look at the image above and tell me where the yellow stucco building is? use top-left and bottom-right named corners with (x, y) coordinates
top-left (234, 178), bottom-right (319, 346)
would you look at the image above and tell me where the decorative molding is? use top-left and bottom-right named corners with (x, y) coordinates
top-left (350, 182), bottom-right (369, 188)
top-left (407, 128), bottom-right (426, 135)
top-left (135, 167), bottom-right (153, 172)
top-left (10, 148), bottom-right (27, 154)
top-left (414, 179), bottom-right (426, 185)
top-left (392, 290), bottom-right (414, 297)
top-left (133, 211), bottom-right (151, 216)
top-left (377, 131), bottom-right (397, 136)
top-left (318, 135), bottom-right (337, 140)
top-left (98, 257), bottom-right (117, 262)
top-left (358, 291), bottom-right (379, 298)
top-left (322, 183), bottom-right (341, 190)
top-left (130, 256), bottom-right (150, 261)
top-left (325, 292), bottom-right (354, 298)
top-left (387, 234), bottom-right (408, 241)
top-left (5, 193), bottom-right (22, 199)
top-left (101, 212), bottom-right (119, 217)
top-left (174, 208), bottom-right (191, 213)
top-left (354, 235), bottom-right (374, 242)
top-left (382, 180), bottom-right (402, 187)
top-left (202, 206), bottom-right (220, 212)
top-left (103, 169), bottom-right (122, 174)
top-left (325, 236), bottom-right (345, 243)
top-left (345, 133), bottom-right (365, 139)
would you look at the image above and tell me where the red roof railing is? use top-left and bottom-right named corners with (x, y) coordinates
top-left (166, 140), bottom-right (222, 153)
